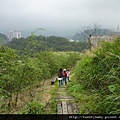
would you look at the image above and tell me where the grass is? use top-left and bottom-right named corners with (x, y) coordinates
top-left (67, 37), bottom-right (120, 114)
top-left (67, 75), bottom-right (100, 114)
top-left (42, 81), bottom-right (58, 114)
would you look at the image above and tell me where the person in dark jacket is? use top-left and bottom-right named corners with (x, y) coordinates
top-left (58, 68), bottom-right (63, 87)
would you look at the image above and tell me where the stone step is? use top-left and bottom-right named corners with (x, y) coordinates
top-left (56, 96), bottom-right (74, 100)
top-left (56, 91), bottom-right (67, 93)
top-left (58, 87), bottom-right (66, 90)
top-left (71, 103), bottom-right (79, 114)
top-left (62, 101), bottom-right (68, 114)
top-left (57, 101), bottom-right (78, 115)
top-left (56, 92), bottom-right (67, 96)
top-left (56, 99), bottom-right (74, 101)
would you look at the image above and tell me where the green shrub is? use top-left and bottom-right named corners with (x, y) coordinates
top-left (73, 37), bottom-right (120, 113)
top-left (21, 100), bottom-right (43, 114)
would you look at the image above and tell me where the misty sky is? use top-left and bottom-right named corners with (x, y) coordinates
top-left (1, 0), bottom-right (120, 35)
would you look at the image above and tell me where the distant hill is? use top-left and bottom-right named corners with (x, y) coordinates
top-left (4, 35), bottom-right (88, 55)
top-left (0, 33), bottom-right (9, 45)
top-left (71, 29), bottom-right (120, 42)
top-left (20, 28), bottom-right (75, 39)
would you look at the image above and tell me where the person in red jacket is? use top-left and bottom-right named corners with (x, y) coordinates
top-left (62, 69), bottom-right (67, 85)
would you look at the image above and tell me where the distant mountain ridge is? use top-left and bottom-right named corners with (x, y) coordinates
top-left (1, 27), bottom-right (75, 41)
top-left (20, 28), bottom-right (75, 39)
top-left (1, 28), bottom-right (120, 44)
top-left (71, 29), bottom-right (120, 42)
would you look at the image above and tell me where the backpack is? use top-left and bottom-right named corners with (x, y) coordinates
top-left (58, 71), bottom-right (63, 78)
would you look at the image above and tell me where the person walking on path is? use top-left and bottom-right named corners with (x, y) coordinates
top-left (58, 68), bottom-right (63, 87)
top-left (66, 69), bottom-right (70, 82)
top-left (62, 69), bottom-right (67, 85)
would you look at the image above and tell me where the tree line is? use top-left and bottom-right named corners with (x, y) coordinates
top-left (4, 35), bottom-right (88, 56)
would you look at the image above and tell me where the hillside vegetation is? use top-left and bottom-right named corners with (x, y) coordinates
top-left (1, 33), bottom-right (120, 114)
top-left (4, 35), bottom-right (88, 55)
top-left (0, 45), bottom-right (80, 113)
top-left (68, 37), bottom-right (120, 114)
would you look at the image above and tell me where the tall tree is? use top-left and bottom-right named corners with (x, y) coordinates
top-left (78, 23), bottom-right (101, 52)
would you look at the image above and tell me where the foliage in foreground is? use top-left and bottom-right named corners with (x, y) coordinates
top-left (0, 46), bottom-right (80, 113)
top-left (20, 100), bottom-right (44, 114)
top-left (68, 37), bottom-right (120, 114)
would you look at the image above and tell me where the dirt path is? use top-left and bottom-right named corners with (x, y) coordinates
top-left (55, 74), bottom-right (78, 114)
top-left (1, 73), bottom-right (78, 114)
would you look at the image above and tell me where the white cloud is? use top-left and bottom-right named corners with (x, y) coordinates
top-left (0, 0), bottom-right (120, 34)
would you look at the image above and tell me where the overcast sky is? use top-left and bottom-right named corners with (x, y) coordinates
top-left (1, 0), bottom-right (120, 35)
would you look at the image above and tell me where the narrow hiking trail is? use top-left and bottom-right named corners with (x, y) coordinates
top-left (55, 73), bottom-right (78, 114)
top-left (56, 86), bottom-right (78, 114)
top-left (1, 73), bottom-right (78, 114)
